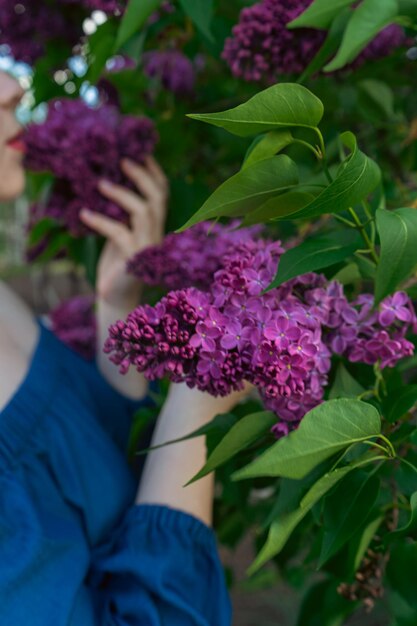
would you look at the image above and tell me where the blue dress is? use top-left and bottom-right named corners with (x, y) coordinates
top-left (0, 323), bottom-right (231, 626)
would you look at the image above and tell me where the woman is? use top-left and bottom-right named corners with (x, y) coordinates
top-left (0, 70), bottom-right (241, 625)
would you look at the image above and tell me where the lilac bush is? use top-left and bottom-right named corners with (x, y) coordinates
top-left (222, 0), bottom-right (406, 83)
top-left (50, 295), bottom-right (96, 360)
top-left (25, 98), bottom-right (157, 236)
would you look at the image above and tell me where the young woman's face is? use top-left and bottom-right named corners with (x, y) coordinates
top-left (0, 71), bottom-right (25, 201)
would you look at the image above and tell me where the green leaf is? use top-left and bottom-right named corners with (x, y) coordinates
top-left (386, 493), bottom-right (417, 541)
top-left (383, 386), bottom-right (417, 423)
top-left (287, 132), bottom-right (380, 220)
top-left (352, 515), bottom-right (384, 571)
top-left (86, 20), bottom-right (118, 84)
top-left (136, 412), bottom-right (238, 456)
top-left (233, 399), bottom-right (381, 481)
top-left (375, 208), bottom-right (417, 303)
top-left (28, 218), bottom-right (59, 245)
top-left (324, 0), bottom-right (399, 72)
top-left (398, 0), bottom-right (417, 14)
top-left (177, 156), bottom-right (298, 230)
top-left (288, 0), bottom-right (354, 29)
top-left (318, 470), bottom-right (380, 567)
top-left (178, 0), bottom-right (214, 41)
top-left (298, 9), bottom-right (351, 81)
top-left (296, 579), bottom-right (355, 626)
top-left (115, 0), bottom-right (161, 50)
top-left (387, 542), bottom-right (417, 608)
top-left (329, 363), bottom-right (365, 399)
top-left (187, 83), bottom-right (324, 137)
top-left (188, 411), bottom-right (277, 484)
top-left (241, 191), bottom-right (315, 226)
top-left (358, 79), bottom-right (396, 121)
top-left (249, 454), bottom-right (382, 573)
top-left (242, 130), bottom-right (294, 169)
top-left (267, 230), bottom-right (361, 289)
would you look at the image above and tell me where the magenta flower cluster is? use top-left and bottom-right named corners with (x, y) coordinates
top-left (0, 0), bottom-right (124, 64)
top-left (25, 98), bottom-right (157, 236)
top-left (127, 221), bottom-right (262, 291)
top-left (106, 234), bottom-right (417, 435)
top-left (0, 1), bottom-right (78, 64)
top-left (50, 295), bottom-right (96, 360)
top-left (142, 50), bottom-right (196, 97)
top-left (222, 0), bottom-right (406, 83)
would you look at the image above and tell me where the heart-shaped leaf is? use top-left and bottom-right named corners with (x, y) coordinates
top-left (177, 156), bottom-right (298, 230)
top-left (324, 0), bottom-right (399, 72)
top-left (267, 230), bottom-right (361, 289)
top-left (242, 130), bottom-right (294, 169)
top-left (270, 132), bottom-right (381, 221)
top-left (187, 83), bottom-right (324, 137)
top-left (241, 191), bottom-right (315, 226)
top-left (375, 207), bottom-right (417, 303)
top-left (248, 453), bottom-right (382, 573)
top-left (288, 0), bottom-right (354, 29)
top-left (233, 399), bottom-right (381, 481)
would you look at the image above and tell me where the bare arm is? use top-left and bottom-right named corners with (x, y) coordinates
top-left (136, 383), bottom-right (248, 526)
top-left (80, 157), bottom-right (168, 400)
top-left (0, 280), bottom-right (38, 355)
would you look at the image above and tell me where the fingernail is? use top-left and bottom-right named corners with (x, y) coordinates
top-left (121, 158), bottom-right (134, 168)
top-left (80, 208), bottom-right (92, 218)
top-left (98, 179), bottom-right (113, 189)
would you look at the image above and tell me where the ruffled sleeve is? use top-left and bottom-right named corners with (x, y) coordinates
top-left (88, 505), bottom-right (232, 626)
top-left (0, 472), bottom-right (231, 626)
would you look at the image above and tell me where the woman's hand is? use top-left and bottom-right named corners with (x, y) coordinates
top-left (80, 156), bottom-right (168, 308)
top-left (80, 156), bottom-right (168, 399)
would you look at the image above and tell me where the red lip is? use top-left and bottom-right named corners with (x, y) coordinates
top-left (6, 132), bottom-right (26, 153)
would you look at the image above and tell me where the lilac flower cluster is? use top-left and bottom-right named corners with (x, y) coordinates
top-left (222, 0), bottom-right (406, 83)
top-left (222, 0), bottom-right (325, 82)
top-left (106, 235), bottom-right (417, 436)
top-left (50, 295), bottom-right (96, 360)
top-left (306, 284), bottom-right (416, 369)
top-left (127, 221), bottom-right (262, 291)
top-left (25, 98), bottom-right (157, 236)
top-left (0, 1), bottom-right (78, 64)
top-left (0, 0), bottom-right (125, 64)
top-left (142, 50), bottom-right (196, 97)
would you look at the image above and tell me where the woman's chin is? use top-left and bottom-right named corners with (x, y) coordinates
top-left (0, 168), bottom-right (26, 201)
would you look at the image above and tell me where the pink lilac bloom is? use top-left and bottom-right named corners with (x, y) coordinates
top-left (127, 221), bottom-right (262, 291)
top-left (142, 50), bottom-right (196, 97)
top-left (25, 98), bottom-right (157, 237)
top-left (222, 0), bottom-right (406, 83)
top-left (107, 235), bottom-right (417, 439)
top-left (50, 295), bottom-right (96, 360)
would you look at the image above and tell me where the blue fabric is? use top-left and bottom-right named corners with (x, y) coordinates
top-left (0, 324), bottom-right (231, 626)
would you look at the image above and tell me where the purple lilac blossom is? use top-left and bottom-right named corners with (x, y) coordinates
top-left (50, 295), bottom-right (96, 360)
top-left (142, 50), bottom-right (196, 97)
top-left (222, 0), bottom-right (406, 83)
top-left (127, 221), bottom-right (263, 291)
top-left (25, 98), bottom-right (157, 236)
top-left (107, 236), bottom-right (417, 438)
top-left (0, 1), bottom-right (79, 64)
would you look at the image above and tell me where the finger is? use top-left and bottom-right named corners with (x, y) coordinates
top-left (80, 209), bottom-right (131, 247)
top-left (97, 179), bottom-right (148, 219)
top-left (145, 156), bottom-right (168, 189)
top-left (121, 158), bottom-right (166, 204)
